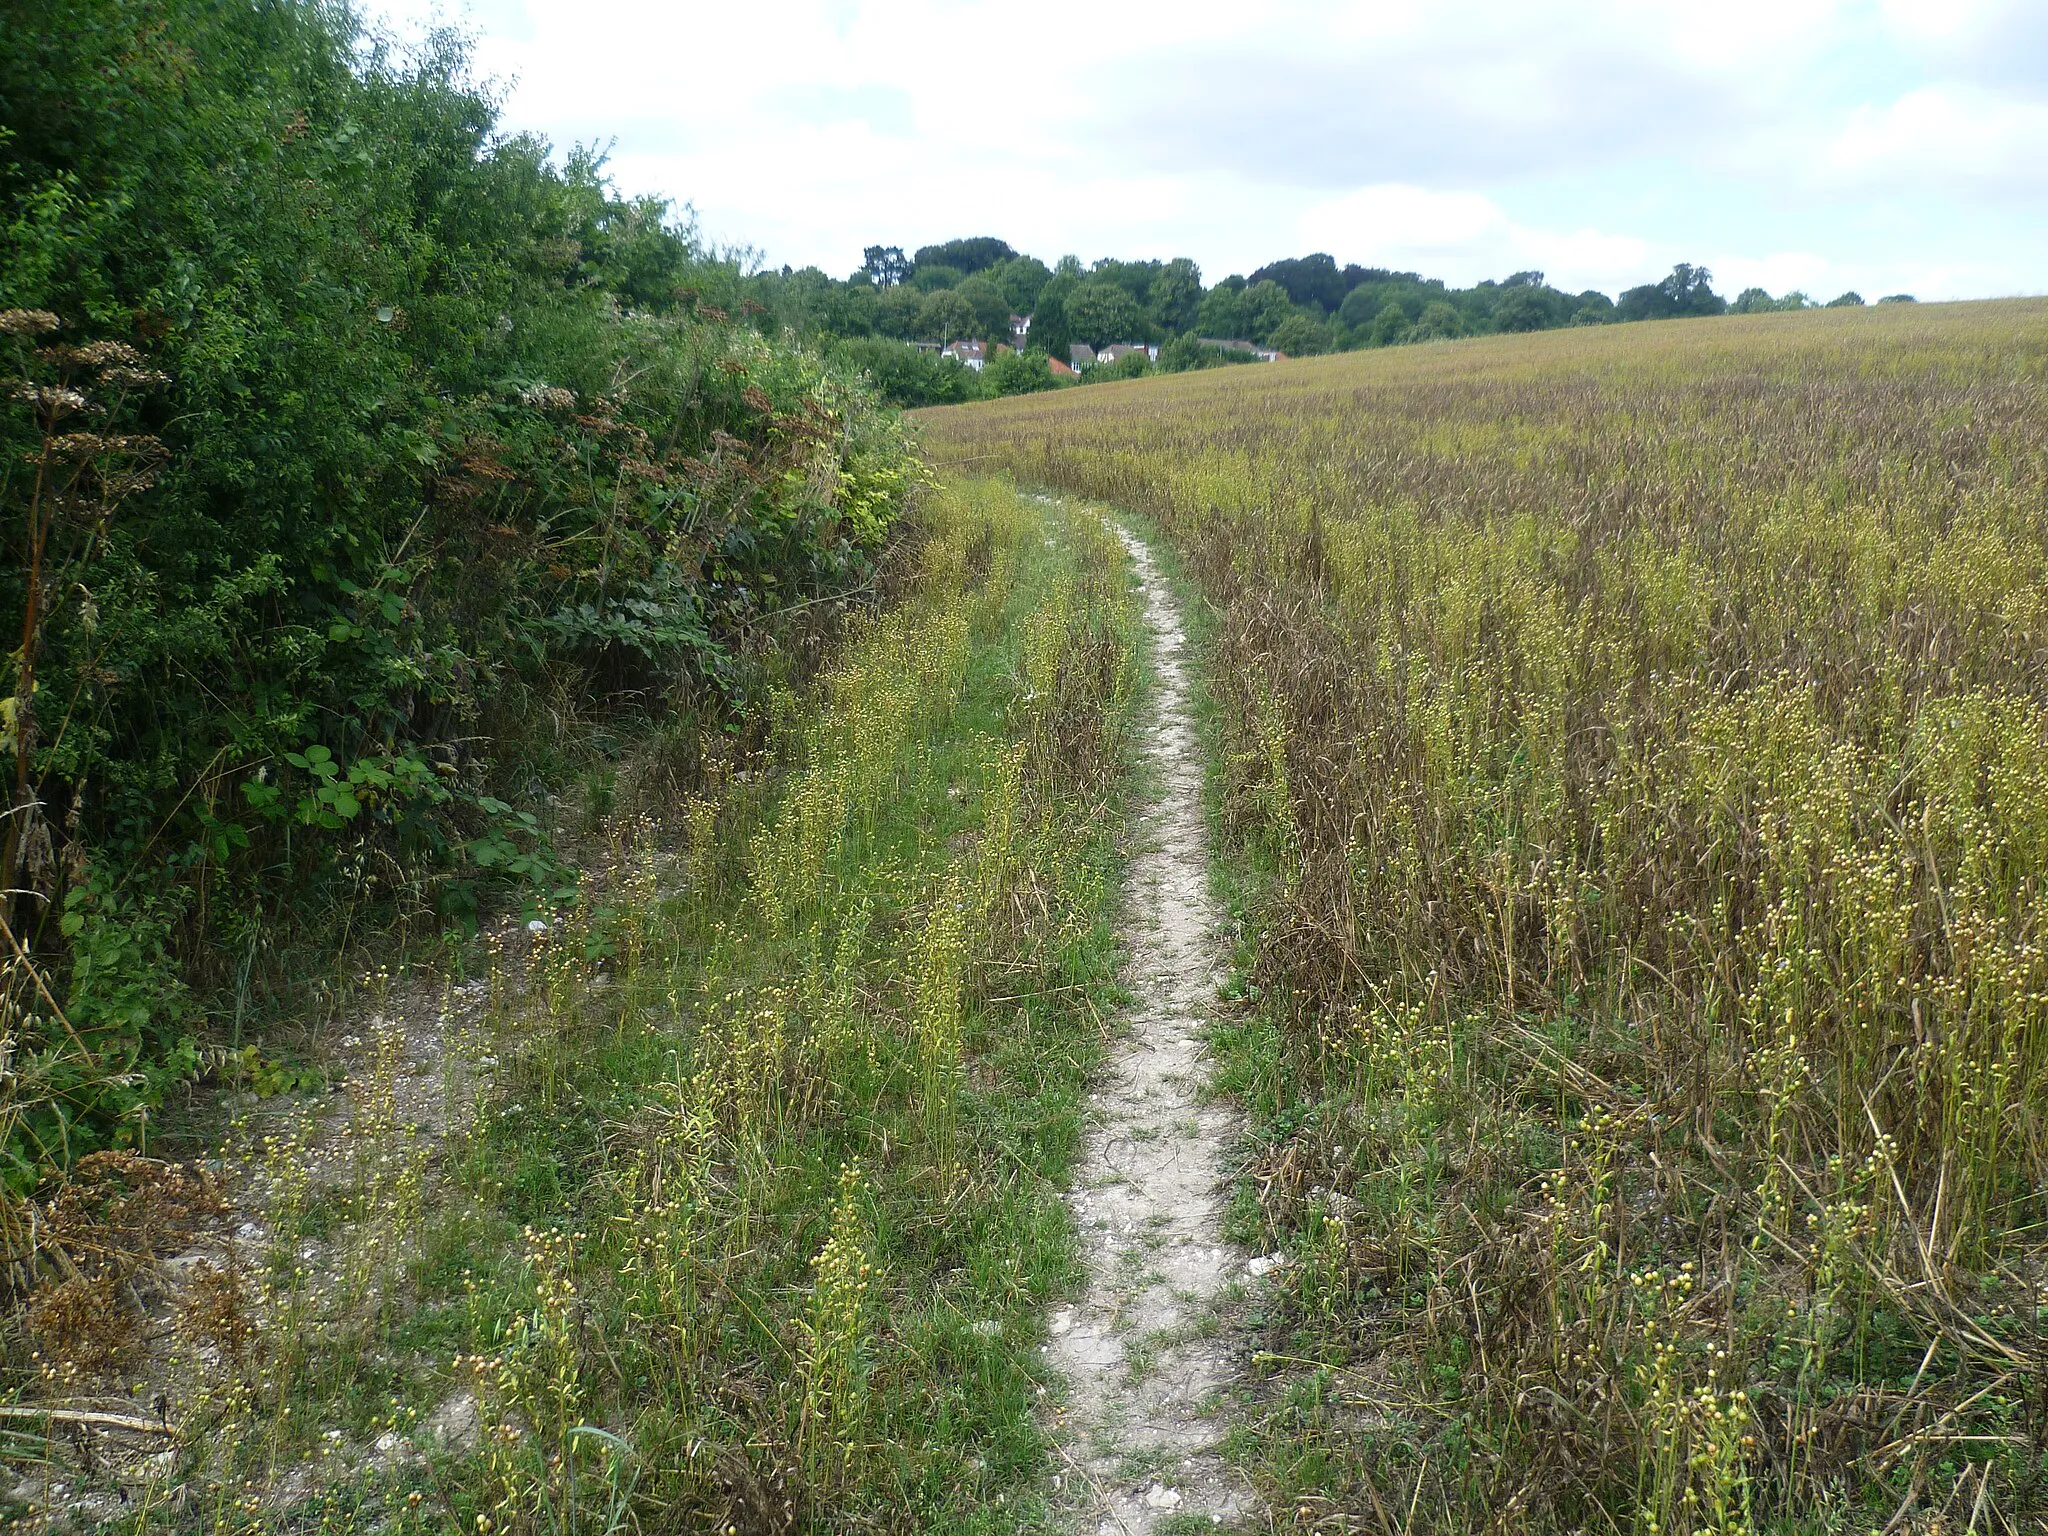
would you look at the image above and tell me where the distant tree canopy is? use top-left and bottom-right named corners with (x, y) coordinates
top-left (732, 236), bottom-right (1892, 408)
top-left (1618, 263), bottom-right (1729, 321)
top-left (1245, 253), bottom-right (1400, 315)
top-left (912, 237), bottom-right (1017, 277)
top-left (861, 244), bottom-right (911, 285)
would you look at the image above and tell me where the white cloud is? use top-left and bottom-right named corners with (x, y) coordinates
top-left (1821, 85), bottom-right (2048, 192)
top-left (1297, 185), bottom-right (1652, 293)
top-left (368, 0), bottom-right (2048, 298)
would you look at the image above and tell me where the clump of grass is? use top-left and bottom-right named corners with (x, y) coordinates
top-left (923, 305), bottom-right (2048, 1530)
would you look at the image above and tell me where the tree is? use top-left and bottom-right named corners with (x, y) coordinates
top-left (913, 289), bottom-right (974, 342)
top-left (1409, 301), bottom-right (1464, 340)
top-left (1826, 291), bottom-right (1866, 307)
top-left (1268, 312), bottom-right (1331, 356)
top-left (1157, 334), bottom-right (1262, 373)
top-left (1029, 268), bottom-right (1078, 361)
top-left (873, 283), bottom-right (923, 338)
top-left (1195, 286), bottom-right (1246, 338)
top-left (1370, 302), bottom-right (1409, 346)
top-left (861, 245), bottom-right (910, 286)
top-left (1731, 288), bottom-right (1812, 314)
top-left (910, 264), bottom-right (964, 293)
top-left (952, 275), bottom-right (1012, 343)
top-left (1878, 293), bottom-right (1918, 304)
top-left (992, 256), bottom-right (1052, 316)
top-left (1617, 263), bottom-right (1725, 321)
top-left (833, 337), bottom-right (986, 407)
top-left (984, 348), bottom-right (1059, 395)
top-left (1492, 287), bottom-right (1551, 332)
top-left (911, 237), bottom-right (1016, 276)
top-left (1064, 280), bottom-right (1142, 346)
top-left (1088, 350), bottom-right (1152, 382)
top-left (1148, 258), bottom-right (1203, 334)
top-left (1088, 258), bottom-right (1162, 312)
top-left (1248, 253), bottom-right (1347, 313)
top-left (1238, 280), bottom-right (1295, 344)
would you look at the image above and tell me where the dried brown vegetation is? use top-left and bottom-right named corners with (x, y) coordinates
top-left (920, 302), bottom-right (2048, 1533)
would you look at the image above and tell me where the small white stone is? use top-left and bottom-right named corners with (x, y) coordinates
top-left (1143, 1483), bottom-right (1182, 1509)
top-left (526, 918), bottom-right (548, 934)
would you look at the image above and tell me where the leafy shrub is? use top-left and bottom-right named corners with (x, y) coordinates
top-left (0, 0), bottom-right (915, 1161)
top-left (831, 336), bottom-right (989, 407)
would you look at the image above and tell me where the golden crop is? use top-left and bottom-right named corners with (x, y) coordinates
top-left (923, 301), bottom-right (2048, 1531)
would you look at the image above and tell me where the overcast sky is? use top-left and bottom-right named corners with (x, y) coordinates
top-left (365, 0), bottom-right (2048, 301)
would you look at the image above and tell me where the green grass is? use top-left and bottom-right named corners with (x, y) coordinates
top-left (15, 479), bottom-right (1146, 1534)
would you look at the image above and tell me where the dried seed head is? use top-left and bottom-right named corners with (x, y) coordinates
top-left (0, 309), bottom-right (60, 336)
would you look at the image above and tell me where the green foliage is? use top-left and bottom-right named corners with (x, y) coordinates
top-left (832, 337), bottom-right (989, 407)
top-left (1156, 335), bottom-right (1263, 373)
top-left (984, 348), bottom-right (1060, 395)
top-left (1237, 280), bottom-right (1297, 343)
top-left (0, 0), bottom-right (914, 1162)
top-left (990, 255), bottom-right (1053, 316)
top-left (121, 482), bottom-right (1143, 1528)
top-left (1731, 286), bottom-right (1812, 313)
top-left (911, 236), bottom-right (1017, 276)
top-left (1407, 300), bottom-right (1464, 339)
top-left (1267, 312), bottom-right (1333, 355)
top-left (1148, 257), bottom-right (1204, 333)
top-left (914, 288), bottom-right (975, 341)
top-left (1064, 280), bottom-right (1145, 347)
top-left (1617, 261), bottom-right (1729, 319)
top-left (1086, 350), bottom-right (1153, 382)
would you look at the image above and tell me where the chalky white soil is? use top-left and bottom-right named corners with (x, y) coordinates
top-left (1047, 523), bottom-right (1254, 1533)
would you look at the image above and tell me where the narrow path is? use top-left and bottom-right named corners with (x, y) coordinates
top-left (1048, 522), bottom-right (1252, 1533)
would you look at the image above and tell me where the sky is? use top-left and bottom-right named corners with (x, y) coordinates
top-left (363, 0), bottom-right (2048, 302)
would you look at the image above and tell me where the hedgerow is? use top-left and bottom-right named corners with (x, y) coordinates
top-left (0, 0), bottom-right (916, 1175)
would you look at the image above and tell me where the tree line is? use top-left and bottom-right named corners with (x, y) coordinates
top-left (706, 240), bottom-right (1916, 406)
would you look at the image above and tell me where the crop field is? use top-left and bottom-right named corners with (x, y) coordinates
top-left (921, 302), bottom-right (2048, 1532)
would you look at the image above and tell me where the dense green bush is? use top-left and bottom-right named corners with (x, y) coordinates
top-left (830, 336), bottom-right (989, 407)
top-left (0, 0), bottom-right (914, 1174)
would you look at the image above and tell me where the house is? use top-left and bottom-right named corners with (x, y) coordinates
top-left (1048, 357), bottom-right (1077, 378)
top-left (1069, 343), bottom-right (1096, 370)
top-left (1010, 314), bottom-right (1031, 347)
top-left (1097, 343), bottom-right (1149, 366)
top-left (940, 339), bottom-right (987, 371)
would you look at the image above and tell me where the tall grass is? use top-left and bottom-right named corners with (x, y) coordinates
top-left (921, 302), bottom-right (2048, 1532)
top-left (3, 478), bottom-right (1142, 1532)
